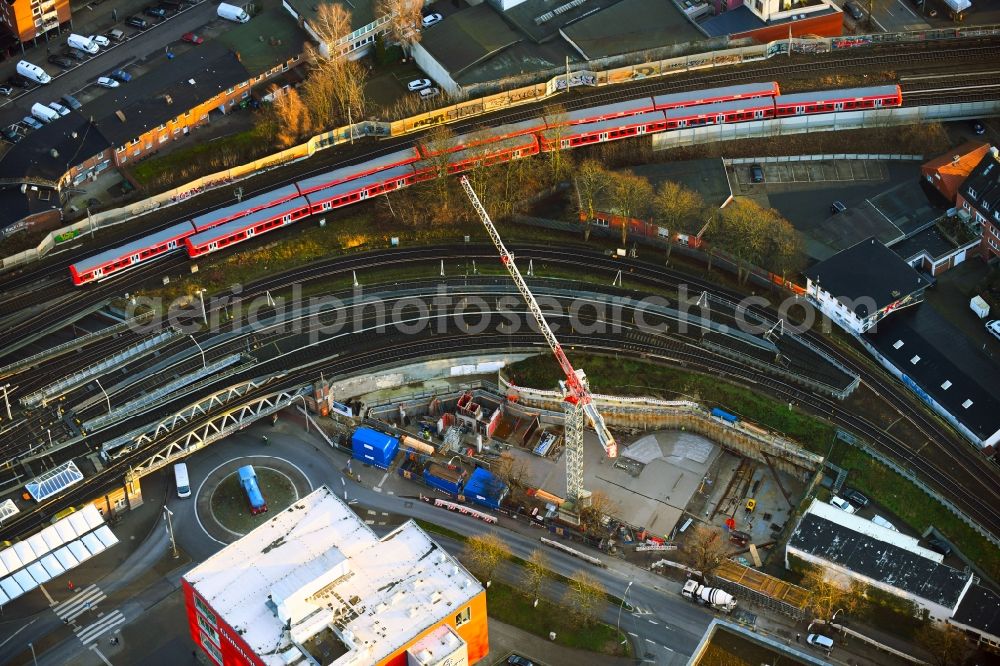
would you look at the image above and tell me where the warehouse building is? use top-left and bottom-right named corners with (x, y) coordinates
top-left (182, 485), bottom-right (488, 666)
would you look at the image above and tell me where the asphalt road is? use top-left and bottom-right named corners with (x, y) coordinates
top-left (0, 0), bottom-right (219, 130)
top-left (868, 0), bottom-right (931, 33)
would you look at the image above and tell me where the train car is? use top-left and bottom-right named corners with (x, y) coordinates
top-left (302, 164), bottom-right (417, 214)
top-left (421, 117), bottom-right (546, 158)
top-left (539, 110), bottom-right (668, 151)
top-left (189, 183), bottom-right (301, 233)
top-left (238, 465), bottom-right (267, 515)
top-left (663, 98), bottom-right (775, 129)
top-left (773, 85), bottom-right (902, 117)
top-left (447, 134), bottom-right (540, 174)
top-left (70, 221), bottom-right (195, 285)
top-left (185, 196), bottom-right (310, 257)
top-left (710, 407), bottom-right (739, 423)
top-left (553, 98), bottom-right (657, 127)
top-left (295, 148), bottom-right (421, 196)
top-left (652, 82), bottom-right (780, 111)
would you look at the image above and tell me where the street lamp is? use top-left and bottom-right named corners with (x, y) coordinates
top-left (28, 641), bottom-right (37, 666)
top-left (163, 507), bottom-right (178, 558)
top-left (196, 288), bottom-right (208, 326)
top-left (831, 608), bottom-right (845, 625)
top-left (1, 383), bottom-right (11, 421)
top-left (617, 580), bottom-right (634, 642)
top-left (296, 394), bottom-right (310, 433)
top-left (189, 334), bottom-right (207, 369)
top-left (94, 378), bottom-right (111, 415)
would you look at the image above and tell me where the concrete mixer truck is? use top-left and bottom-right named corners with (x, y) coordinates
top-left (681, 579), bottom-right (737, 613)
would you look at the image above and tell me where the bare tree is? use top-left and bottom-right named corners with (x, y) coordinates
top-left (416, 124), bottom-right (457, 220)
top-left (801, 566), bottom-right (862, 623)
top-left (301, 43), bottom-right (367, 128)
top-left (542, 104), bottom-right (574, 183)
top-left (653, 180), bottom-right (704, 236)
top-left (682, 524), bottom-right (729, 576)
top-left (609, 171), bottom-right (653, 247)
top-left (462, 532), bottom-right (511, 584)
top-left (579, 490), bottom-right (619, 535)
top-left (375, 0), bottom-right (423, 54)
top-left (709, 198), bottom-right (769, 284)
top-left (915, 623), bottom-right (973, 666)
top-left (562, 570), bottom-right (606, 626)
top-left (522, 549), bottom-right (550, 604)
top-left (309, 2), bottom-right (352, 55)
top-left (575, 160), bottom-right (609, 242)
top-left (763, 214), bottom-right (804, 286)
top-left (268, 87), bottom-right (313, 147)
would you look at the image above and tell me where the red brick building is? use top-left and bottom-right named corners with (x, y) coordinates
top-left (922, 141), bottom-right (991, 204)
top-left (955, 147), bottom-right (1000, 261)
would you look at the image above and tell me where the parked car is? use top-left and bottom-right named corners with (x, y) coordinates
top-left (48, 101), bottom-right (70, 116)
top-left (108, 29), bottom-right (126, 42)
top-left (96, 76), bottom-right (120, 88)
top-left (22, 116), bottom-right (43, 130)
top-left (90, 34), bottom-right (110, 47)
top-left (181, 32), bottom-right (204, 44)
top-left (8, 74), bottom-right (35, 89)
top-left (987, 319), bottom-right (1000, 341)
top-left (407, 78), bottom-right (431, 92)
top-left (871, 515), bottom-right (897, 531)
top-left (109, 68), bottom-right (132, 82)
top-left (926, 538), bottom-right (952, 557)
top-left (806, 634), bottom-right (834, 651)
top-left (829, 496), bottom-right (856, 514)
top-left (0, 85), bottom-right (13, 96)
top-left (48, 55), bottom-right (76, 69)
top-left (830, 200), bottom-right (847, 214)
top-left (841, 487), bottom-right (869, 508)
top-left (1, 126), bottom-right (20, 143)
top-left (419, 87), bottom-right (440, 100)
top-left (126, 16), bottom-right (150, 29)
top-left (749, 163), bottom-right (765, 183)
top-left (421, 13), bottom-right (443, 27)
top-left (844, 1), bottom-right (864, 19)
top-left (507, 657), bottom-right (535, 666)
top-left (145, 6), bottom-right (167, 18)
top-left (972, 120), bottom-right (986, 135)
top-left (63, 49), bottom-right (87, 62)
top-left (62, 94), bottom-right (83, 110)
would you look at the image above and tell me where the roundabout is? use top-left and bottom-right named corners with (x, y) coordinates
top-left (194, 455), bottom-right (313, 544)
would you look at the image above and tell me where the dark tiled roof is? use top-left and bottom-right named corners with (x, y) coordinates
top-left (866, 306), bottom-right (1000, 443)
top-left (959, 149), bottom-right (1000, 227)
top-left (951, 583), bottom-right (1000, 640)
top-left (804, 237), bottom-right (931, 318)
top-left (89, 42), bottom-right (250, 149)
top-left (216, 8), bottom-right (306, 77)
top-left (561, 0), bottom-right (703, 59)
top-left (420, 4), bottom-right (521, 78)
top-left (0, 113), bottom-right (110, 183)
top-left (789, 513), bottom-right (969, 609)
top-left (890, 226), bottom-right (960, 263)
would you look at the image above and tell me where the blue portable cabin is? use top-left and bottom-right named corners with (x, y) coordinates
top-left (462, 468), bottom-right (508, 511)
top-left (423, 462), bottom-right (464, 496)
top-left (238, 465), bottom-right (267, 515)
top-left (351, 427), bottom-right (400, 469)
top-left (710, 407), bottom-right (739, 424)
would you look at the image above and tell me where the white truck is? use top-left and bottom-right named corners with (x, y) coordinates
top-left (16, 60), bottom-right (51, 84)
top-left (67, 34), bottom-right (99, 55)
top-left (971, 295), bottom-right (990, 319)
top-left (31, 102), bottom-right (59, 123)
top-left (681, 579), bottom-right (737, 613)
top-left (217, 2), bottom-right (250, 22)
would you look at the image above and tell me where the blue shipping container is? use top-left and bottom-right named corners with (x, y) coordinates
top-left (710, 407), bottom-right (739, 423)
top-left (463, 468), bottom-right (508, 511)
top-left (351, 427), bottom-right (400, 469)
top-left (238, 465), bottom-right (267, 514)
top-left (423, 466), bottom-right (463, 495)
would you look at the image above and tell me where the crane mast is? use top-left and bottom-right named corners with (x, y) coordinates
top-left (459, 176), bottom-right (618, 480)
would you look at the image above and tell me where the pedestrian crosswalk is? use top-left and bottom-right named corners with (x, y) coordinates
top-left (76, 609), bottom-right (126, 646)
top-left (53, 585), bottom-right (106, 622)
top-left (52, 584), bottom-right (126, 646)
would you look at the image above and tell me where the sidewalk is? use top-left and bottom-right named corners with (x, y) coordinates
top-left (486, 619), bottom-right (632, 666)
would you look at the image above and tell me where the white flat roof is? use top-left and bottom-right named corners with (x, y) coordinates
top-left (184, 486), bottom-right (482, 666)
top-left (806, 499), bottom-right (943, 563)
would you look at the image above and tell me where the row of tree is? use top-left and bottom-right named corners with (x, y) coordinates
top-left (463, 533), bottom-right (608, 627)
top-left (574, 159), bottom-right (804, 284)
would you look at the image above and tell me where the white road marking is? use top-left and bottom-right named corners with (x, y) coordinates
top-left (372, 486), bottom-right (382, 493)
top-left (0, 619), bottom-right (36, 649)
top-left (628, 632), bottom-right (639, 637)
top-left (647, 620), bottom-right (658, 625)
top-left (39, 584), bottom-right (54, 605)
top-left (377, 472), bottom-right (389, 488)
top-left (90, 645), bottom-right (114, 666)
top-left (76, 609), bottom-right (125, 645)
top-left (54, 586), bottom-right (106, 621)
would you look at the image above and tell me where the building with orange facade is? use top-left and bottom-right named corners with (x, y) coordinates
top-left (0, 0), bottom-right (70, 47)
top-left (921, 141), bottom-right (991, 204)
top-left (182, 485), bottom-right (488, 666)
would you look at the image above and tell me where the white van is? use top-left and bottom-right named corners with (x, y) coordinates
top-left (217, 2), bottom-right (250, 22)
top-left (16, 60), bottom-right (51, 84)
top-left (174, 463), bottom-right (191, 498)
top-left (872, 515), bottom-right (897, 531)
top-left (31, 102), bottom-right (59, 123)
top-left (806, 634), bottom-right (834, 650)
top-left (67, 34), bottom-right (99, 55)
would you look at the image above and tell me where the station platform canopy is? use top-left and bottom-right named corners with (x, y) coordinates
top-left (25, 460), bottom-right (84, 502)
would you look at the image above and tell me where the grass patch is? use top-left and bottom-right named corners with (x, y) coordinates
top-left (830, 445), bottom-right (1000, 581)
top-left (131, 128), bottom-right (268, 188)
top-left (415, 519), bottom-right (467, 543)
top-left (210, 467), bottom-right (298, 534)
top-left (508, 353), bottom-right (835, 453)
top-left (486, 580), bottom-right (630, 657)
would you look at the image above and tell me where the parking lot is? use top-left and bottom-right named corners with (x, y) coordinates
top-left (731, 158), bottom-right (892, 189)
